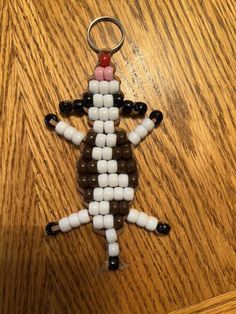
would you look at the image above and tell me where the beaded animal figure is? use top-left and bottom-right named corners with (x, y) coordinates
top-left (44, 17), bottom-right (170, 271)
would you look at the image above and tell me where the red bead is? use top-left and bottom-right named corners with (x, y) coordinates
top-left (99, 52), bottom-right (111, 67)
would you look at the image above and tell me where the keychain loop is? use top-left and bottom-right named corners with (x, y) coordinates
top-left (87, 16), bottom-right (125, 54)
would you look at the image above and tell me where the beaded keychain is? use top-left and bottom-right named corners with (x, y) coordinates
top-left (44, 17), bottom-right (170, 271)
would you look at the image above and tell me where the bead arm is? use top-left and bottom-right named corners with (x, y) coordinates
top-left (44, 113), bottom-right (86, 147)
top-left (127, 110), bottom-right (163, 147)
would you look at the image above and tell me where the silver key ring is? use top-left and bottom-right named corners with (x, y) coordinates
top-left (87, 16), bottom-right (125, 54)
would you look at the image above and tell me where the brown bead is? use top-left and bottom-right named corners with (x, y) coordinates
top-left (117, 160), bottom-right (127, 173)
top-left (78, 175), bottom-right (89, 189)
top-left (82, 146), bottom-right (92, 159)
top-left (122, 146), bottom-right (132, 159)
top-left (116, 131), bottom-right (127, 146)
top-left (77, 160), bottom-right (87, 174)
top-left (114, 215), bottom-right (124, 230)
top-left (88, 175), bottom-right (98, 188)
top-left (84, 131), bottom-right (96, 146)
top-left (109, 201), bottom-right (119, 214)
top-left (112, 146), bottom-right (122, 160)
top-left (112, 147), bottom-right (122, 160)
top-left (87, 160), bottom-right (97, 173)
top-left (119, 201), bottom-right (129, 215)
top-left (129, 173), bottom-right (138, 187)
top-left (84, 188), bottom-right (93, 202)
top-left (127, 160), bottom-right (137, 173)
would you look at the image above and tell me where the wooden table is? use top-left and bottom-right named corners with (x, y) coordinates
top-left (1, 1), bottom-right (235, 313)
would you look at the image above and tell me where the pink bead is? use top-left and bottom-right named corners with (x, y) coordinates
top-left (94, 67), bottom-right (104, 81)
top-left (104, 66), bottom-right (114, 81)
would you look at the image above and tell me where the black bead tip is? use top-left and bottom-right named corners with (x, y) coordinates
top-left (113, 93), bottom-right (124, 108)
top-left (44, 114), bottom-right (59, 128)
top-left (46, 222), bottom-right (60, 236)
top-left (149, 110), bottom-right (163, 127)
top-left (156, 223), bottom-right (171, 235)
top-left (109, 256), bottom-right (119, 271)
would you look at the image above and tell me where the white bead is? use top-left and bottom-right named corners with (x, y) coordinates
top-left (95, 133), bottom-right (106, 147)
top-left (93, 188), bottom-right (104, 201)
top-left (93, 215), bottom-right (104, 229)
top-left (68, 213), bottom-right (81, 228)
top-left (55, 121), bottom-right (68, 135)
top-left (99, 201), bottom-right (110, 215)
top-left (78, 209), bottom-right (90, 224)
top-left (93, 120), bottom-right (104, 133)
top-left (103, 187), bottom-right (114, 201)
top-left (107, 160), bottom-right (117, 173)
top-left (97, 160), bottom-right (107, 173)
top-left (103, 214), bottom-right (114, 229)
top-left (109, 80), bottom-right (120, 94)
top-left (72, 131), bottom-right (85, 146)
top-left (88, 202), bottom-right (100, 216)
top-left (109, 174), bottom-right (119, 187)
top-left (134, 125), bottom-right (148, 139)
top-left (119, 174), bottom-right (129, 187)
top-left (127, 208), bottom-right (139, 223)
top-left (59, 217), bottom-right (72, 232)
top-left (89, 80), bottom-right (99, 94)
top-left (102, 147), bottom-right (112, 160)
top-left (104, 121), bottom-right (115, 134)
top-left (109, 107), bottom-right (119, 120)
top-left (105, 228), bottom-right (117, 243)
top-left (128, 131), bottom-right (141, 146)
top-left (136, 212), bottom-right (149, 227)
top-left (99, 107), bottom-right (109, 121)
top-left (123, 187), bottom-right (134, 201)
top-left (100, 81), bottom-right (109, 94)
top-left (106, 134), bottom-right (117, 147)
top-left (145, 216), bottom-right (158, 231)
top-left (63, 126), bottom-right (77, 140)
top-left (141, 118), bottom-right (155, 132)
top-left (114, 187), bottom-right (124, 201)
top-left (92, 147), bottom-right (103, 160)
top-left (98, 174), bottom-right (109, 188)
top-left (108, 242), bottom-right (119, 256)
top-left (88, 107), bottom-right (99, 121)
top-left (93, 94), bottom-right (103, 107)
top-left (103, 94), bottom-right (113, 107)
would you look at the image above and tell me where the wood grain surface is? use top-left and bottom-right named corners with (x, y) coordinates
top-left (1, 0), bottom-right (235, 313)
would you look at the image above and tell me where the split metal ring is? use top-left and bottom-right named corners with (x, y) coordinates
top-left (87, 16), bottom-right (125, 54)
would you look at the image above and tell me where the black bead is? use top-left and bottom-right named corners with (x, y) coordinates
top-left (45, 222), bottom-right (60, 236)
top-left (82, 93), bottom-right (93, 108)
top-left (149, 110), bottom-right (163, 127)
top-left (113, 93), bottom-right (124, 108)
top-left (122, 100), bottom-right (133, 115)
top-left (133, 102), bottom-right (147, 115)
top-left (73, 99), bottom-right (84, 115)
top-left (109, 256), bottom-right (119, 271)
top-left (44, 114), bottom-right (59, 128)
top-left (59, 101), bottom-right (73, 115)
top-left (156, 223), bottom-right (171, 235)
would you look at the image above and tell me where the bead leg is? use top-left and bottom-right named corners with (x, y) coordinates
top-left (126, 208), bottom-right (171, 235)
top-left (45, 209), bottom-right (91, 236)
